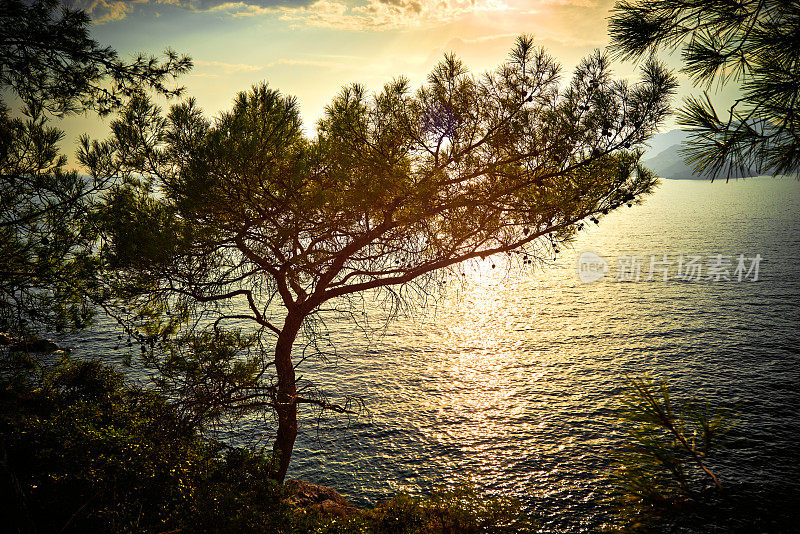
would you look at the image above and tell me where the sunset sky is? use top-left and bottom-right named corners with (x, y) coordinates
top-left (57, 0), bottom-right (740, 164)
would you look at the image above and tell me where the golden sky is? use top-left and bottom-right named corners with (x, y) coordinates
top-left (54, 0), bottom-right (739, 165)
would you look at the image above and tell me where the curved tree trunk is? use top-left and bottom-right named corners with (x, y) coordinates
top-left (271, 312), bottom-right (302, 483)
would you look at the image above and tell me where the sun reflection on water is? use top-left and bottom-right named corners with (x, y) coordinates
top-left (58, 179), bottom-right (800, 532)
top-left (409, 263), bottom-right (572, 489)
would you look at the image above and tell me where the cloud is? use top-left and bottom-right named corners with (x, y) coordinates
top-left (74, 0), bottom-right (510, 28)
top-left (72, 0), bottom-right (315, 22)
top-left (194, 59), bottom-right (264, 72)
top-left (264, 58), bottom-right (361, 70)
top-left (271, 0), bottom-right (511, 30)
top-left (74, 0), bottom-right (148, 22)
top-left (193, 0), bottom-right (310, 8)
top-left (520, 0), bottom-right (598, 6)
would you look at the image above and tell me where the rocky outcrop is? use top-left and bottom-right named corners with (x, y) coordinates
top-left (285, 479), bottom-right (359, 517)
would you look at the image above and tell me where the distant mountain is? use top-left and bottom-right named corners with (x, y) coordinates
top-left (642, 129), bottom-right (691, 159)
top-left (641, 130), bottom-right (757, 180)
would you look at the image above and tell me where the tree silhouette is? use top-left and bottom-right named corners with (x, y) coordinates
top-left (84, 37), bottom-right (677, 482)
top-left (0, 0), bottom-right (191, 338)
top-left (0, 0), bottom-right (191, 116)
top-left (0, 101), bottom-right (99, 337)
top-left (609, 0), bottom-right (800, 179)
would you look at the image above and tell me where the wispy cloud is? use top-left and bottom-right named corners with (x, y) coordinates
top-left (76, 0), bottom-right (510, 28)
top-left (73, 0), bottom-right (315, 22)
top-left (194, 59), bottom-right (264, 73)
top-left (76, 0), bottom-right (149, 22)
top-left (533, 0), bottom-right (600, 6)
top-left (268, 0), bottom-right (511, 30)
top-left (263, 58), bottom-right (363, 71)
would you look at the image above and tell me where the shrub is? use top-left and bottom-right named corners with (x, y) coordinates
top-left (1, 353), bottom-right (536, 533)
top-left (606, 375), bottom-right (736, 532)
top-left (0, 353), bottom-right (294, 533)
top-left (368, 484), bottom-right (537, 534)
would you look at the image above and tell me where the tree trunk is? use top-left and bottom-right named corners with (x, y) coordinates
top-left (271, 312), bottom-right (302, 483)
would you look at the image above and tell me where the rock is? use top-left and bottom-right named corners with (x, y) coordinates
top-left (285, 479), bottom-right (350, 507)
top-left (8, 339), bottom-right (59, 353)
top-left (309, 499), bottom-right (357, 517)
top-left (285, 479), bottom-right (359, 516)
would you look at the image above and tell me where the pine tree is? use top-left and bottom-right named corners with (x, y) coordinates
top-left (86, 37), bottom-right (677, 481)
top-left (0, 0), bottom-right (191, 338)
top-left (609, 0), bottom-right (800, 179)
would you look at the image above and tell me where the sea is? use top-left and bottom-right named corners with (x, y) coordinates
top-left (63, 177), bottom-right (800, 532)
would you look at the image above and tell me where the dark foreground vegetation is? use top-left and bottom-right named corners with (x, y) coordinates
top-left (2, 1), bottom-right (797, 531)
top-left (0, 352), bottom-right (537, 533)
top-left (4, 349), bottom-right (796, 533)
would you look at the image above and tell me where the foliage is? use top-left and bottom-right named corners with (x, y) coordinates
top-left (147, 328), bottom-right (292, 436)
top-left (289, 484), bottom-right (537, 534)
top-left (0, 352), bottom-right (536, 533)
top-left (0, 0), bottom-right (191, 116)
top-left (609, 0), bottom-right (800, 179)
top-left (1, 352), bottom-right (199, 532)
top-left (84, 35), bottom-right (677, 481)
top-left (606, 375), bottom-right (736, 531)
top-left (0, 101), bottom-right (100, 337)
top-left (365, 484), bottom-right (537, 534)
top-left (0, 351), bottom-right (295, 533)
top-left (0, 0), bottom-right (192, 341)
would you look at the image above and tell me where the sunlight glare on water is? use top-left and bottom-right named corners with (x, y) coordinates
top-left (285, 177), bottom-right (800, 531)
top-left (62, 177), bottom-right (800, 532)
